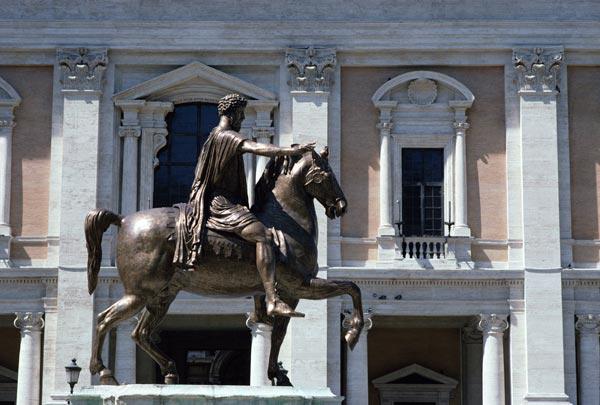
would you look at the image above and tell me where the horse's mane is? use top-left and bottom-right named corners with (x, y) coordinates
top-left (253, 154), bottom-right (301, 209)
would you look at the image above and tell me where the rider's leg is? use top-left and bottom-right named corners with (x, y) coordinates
top-left (240, 222), bottom-right (303, 318)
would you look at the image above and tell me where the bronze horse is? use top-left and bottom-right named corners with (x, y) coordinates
top-left (85, 148), bottom-right (364, 385)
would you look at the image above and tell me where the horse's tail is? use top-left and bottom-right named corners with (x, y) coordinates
top-left (85, 209), bottom-right (122, 295)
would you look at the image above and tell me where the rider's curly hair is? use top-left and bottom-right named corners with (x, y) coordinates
top-left (218, 93), bottom-right (247, 117)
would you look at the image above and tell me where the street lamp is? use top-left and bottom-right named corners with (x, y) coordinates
top-left (65, 358), bottom-right (81, 395)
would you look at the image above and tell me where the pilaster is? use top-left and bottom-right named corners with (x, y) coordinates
top-left (285, 46), bottom-right (335, 388)
top-left (114, 318), bottom-right (137, 384)
top-left (343, 311), bottom-right (373, 405)
top-left (0, 86), bottom-right (21, 267)
top-left (55, 47), bottom-right (107, 388)
top-left (462, 318), bottom-right (483, 405)
top-left (514, 47), bottom-right (572, 405)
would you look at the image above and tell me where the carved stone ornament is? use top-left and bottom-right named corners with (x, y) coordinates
top-left (14, 311), bottom-right (44, 333)
top-left (575, 314), bottom-right (600, 335)
top-left (477, 313), bottom-right (508, 335)
top-left (407, 78), bottom-right (438, 105)
top-left (57, 47), bottom-right (108, 92)
top-left (152, 129), bottom-right (168, 168)
top-left (462, 318), bottom-right (483, 344)
top-left (513, 47), bottom-right (563, 94)
top-left (286, 47), bottom-right (336, 92)
top-left (118, 126), bottom-right (141, 139)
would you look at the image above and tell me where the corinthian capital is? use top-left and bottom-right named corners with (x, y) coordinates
top-left (477, 314), bottom-right (509, 335)
top-left (57, 47), bottom-right (108, 92)
top-left (286, 47), bottom-right (336, 92)
top-left (576, 314), bottom-right (600, 335)
top-left (513, 47), bottom-right (563, 94)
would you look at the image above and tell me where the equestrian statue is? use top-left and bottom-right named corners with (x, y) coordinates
top-left (85, 93), bottom-right (364, 385)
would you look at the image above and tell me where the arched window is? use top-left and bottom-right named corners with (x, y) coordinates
top-left (153, 102), bottom-right (219, 207)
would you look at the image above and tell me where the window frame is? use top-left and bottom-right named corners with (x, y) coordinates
top-left (392, 134), bottom-right (454, 238)
top-left (153, 102), bottom-right (219, 208)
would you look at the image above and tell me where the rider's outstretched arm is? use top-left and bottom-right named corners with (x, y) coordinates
top-left (240, 139), bottom-right (315, 157)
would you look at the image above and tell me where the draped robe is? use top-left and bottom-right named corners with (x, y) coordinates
top-left (173, 128), bottom-right (257, 267)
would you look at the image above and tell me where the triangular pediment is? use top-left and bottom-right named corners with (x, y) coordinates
top-left (372, 363), bottom-right (458, 387)
top-left (113, 61), bottom-right (277, 103)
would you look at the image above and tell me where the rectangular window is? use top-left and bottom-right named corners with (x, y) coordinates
top-left (401, 148), bottom-right (444, 236)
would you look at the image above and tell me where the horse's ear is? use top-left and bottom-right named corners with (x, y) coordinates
top-left (320, 146), bottom-right (329, 159)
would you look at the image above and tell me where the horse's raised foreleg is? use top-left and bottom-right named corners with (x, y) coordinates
top-left (131, 292), bottom-right (178, 384)
top-left (90, 294), bottom-right (145, 382)
top-left (268, 298), bottom-right (298, 386)
top-left (293, 277), bottom-right (364, 350)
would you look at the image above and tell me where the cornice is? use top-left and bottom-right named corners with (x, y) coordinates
top-left (1, 20), bottom-right (600, 51)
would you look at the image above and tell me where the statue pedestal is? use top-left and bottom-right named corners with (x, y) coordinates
top-left (51, 385), bottom-right (343, 405)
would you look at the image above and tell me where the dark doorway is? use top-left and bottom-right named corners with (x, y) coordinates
top-left (155, 329), bottom-right (251, 385)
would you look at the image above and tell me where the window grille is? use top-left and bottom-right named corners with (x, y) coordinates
top-left (153, 102), bottom-right (219, 207)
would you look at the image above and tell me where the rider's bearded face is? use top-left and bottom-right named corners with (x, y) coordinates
top-left (229, 108), bottom-right (245, 132)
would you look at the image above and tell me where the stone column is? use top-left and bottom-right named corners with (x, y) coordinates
top-left (114, 318), bottom-right (137, 384)
top-left (575, 314), bottom-right (600, 405)
top-left (478, 314), bottom-right (508, 405)
top-left (0, 88), bottom-right (21, 267)
top-left (119, 126), bottom-right (141, 215)
top-left (246, 315), bottom-right (272, 386)
top-left (285, 47), bottom-right (335, 387)
top-left (250, 100), bottom-right (278, 181)
top-left (462, 319), bottom-right (483, 405)
top-left (138, 102), bottom-right (173, 211)
top-left (452, 120), bottom-right (470, 237)
top-left (14, 312), bottom-right (44, 405)
top-left (373, 101), bottom-right (397, 262)
top-left (513, 47), bottom-right (571, 405)
top-left (54, 47), bottom-right (107, 388)
top-left (343, 311), bottom-right (373, 405)
top-left (374, 103), bottom-right (396, 238)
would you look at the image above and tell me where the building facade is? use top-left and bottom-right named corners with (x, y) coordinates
top-left (0, 1), bottom-right (600, 404)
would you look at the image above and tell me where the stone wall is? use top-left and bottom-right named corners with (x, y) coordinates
top-left (2, 0), bottom-right (599, 21)
top-left (0, 66), bottom-right (52, 261)
top-left (569, 67), bottom-right (600, 264)
top-left (340, 67), bottom-right (506, 263)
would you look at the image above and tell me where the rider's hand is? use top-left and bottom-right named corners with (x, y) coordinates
top-left (293, 141), bottom-right (316, 155)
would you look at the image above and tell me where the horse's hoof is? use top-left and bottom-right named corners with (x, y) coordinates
top-left (164, 373), bottom-right (179, 384)
top-left (90, 362), bottom-right (104, 376)
top-left (267, 301), bottom-right (305, 318)
top-left (99, 369), bottom-right (119, 386)
top-left (345, 329), bottom-right (360, 350)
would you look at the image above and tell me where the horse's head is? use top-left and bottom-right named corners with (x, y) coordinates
top-left (302, 147), bottom-right (348, 219)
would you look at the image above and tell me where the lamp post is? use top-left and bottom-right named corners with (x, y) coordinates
top-left (65, 358), bottom-right (81, 395)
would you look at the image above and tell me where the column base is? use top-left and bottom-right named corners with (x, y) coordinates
top-left (451, 225), bottom-right (471, 237)
top-left (377, 235), bottom-right (396, 263)
top-left (523, 393), bottom-right (572, 405)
